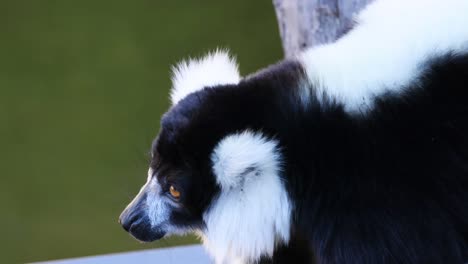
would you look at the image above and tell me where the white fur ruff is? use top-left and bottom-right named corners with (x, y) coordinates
top-left (204, 131), bottom-right (292, 263)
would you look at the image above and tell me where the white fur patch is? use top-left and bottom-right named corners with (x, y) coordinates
top-left (204, 131), bottom-right (292, 263)
top-left (145, 168), bottom-right (169, 228)
top-left (170, 50), bottom-right (241, 105)
top-left (146, 177), bottom-right (170, 228)
top-left (299, 0), bottom-right (468, 112)
top-left (144, 168), bottom-right (192, 236)
top-left (147, 168), bottom-right (154, 182)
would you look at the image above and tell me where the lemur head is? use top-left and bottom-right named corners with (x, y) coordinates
top-left (119, 51), bottom-right (292, 263)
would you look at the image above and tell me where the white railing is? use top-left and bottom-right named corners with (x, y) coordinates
top-left (34, 245), bottom-right (211, 264)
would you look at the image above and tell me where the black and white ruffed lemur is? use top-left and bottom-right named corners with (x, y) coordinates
top-left (120, 0), bottom-right (468, 263)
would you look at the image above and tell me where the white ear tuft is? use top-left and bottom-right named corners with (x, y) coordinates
top-left (170, 50), bottom-right (241, 105)
top-left (211, 130), bottom-right (281, 190)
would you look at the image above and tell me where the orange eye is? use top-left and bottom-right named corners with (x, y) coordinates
top-left (169, 185), bottom-right (181, 199)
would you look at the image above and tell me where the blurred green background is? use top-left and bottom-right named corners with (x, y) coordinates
top-left (0, 1), bottom-right (282, 263)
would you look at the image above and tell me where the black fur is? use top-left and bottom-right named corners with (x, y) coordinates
top-left (147, 53), bottom-right (468, 263)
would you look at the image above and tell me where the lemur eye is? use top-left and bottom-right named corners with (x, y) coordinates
top-left (169, 185), bottom-right (181, 199)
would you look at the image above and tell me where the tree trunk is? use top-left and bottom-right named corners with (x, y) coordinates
top-left (273, 0), bottom-right (374, 58)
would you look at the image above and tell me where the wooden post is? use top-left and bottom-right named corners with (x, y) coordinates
top-left (273, 0), bottom-right (374, 58)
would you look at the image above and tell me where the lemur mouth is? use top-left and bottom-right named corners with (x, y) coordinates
top-left (126, 219), bottom-right (166, 242)
top-left (130, 227), bottom-right (166, 243)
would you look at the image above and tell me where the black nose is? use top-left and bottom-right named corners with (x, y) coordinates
top-left (120, 218), bottom-right (131, 232)
top-left (119, 209), bottom-right (166, 242)
top-left (119, 208), bottom-right (137, 232)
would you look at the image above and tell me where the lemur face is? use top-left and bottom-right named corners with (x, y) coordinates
top-left (119, 51), bottom-right (292, 263)
top-left (119, 98), bottom-right (219, 241)
top-left (119, 51), bottom-right (239, 242)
